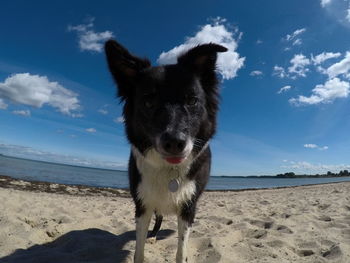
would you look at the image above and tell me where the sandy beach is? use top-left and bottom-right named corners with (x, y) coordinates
top-left (0, 176), bottom-right (349, 263)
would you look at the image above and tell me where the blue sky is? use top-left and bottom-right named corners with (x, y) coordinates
top-left (1, 0), bottom-right (350, 176)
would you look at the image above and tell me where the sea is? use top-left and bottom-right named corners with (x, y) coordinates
top-left (1, 155), bottom-right (350, 191)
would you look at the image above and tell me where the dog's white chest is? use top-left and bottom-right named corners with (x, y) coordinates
top-left (132, 147), bottom-right (196, 215)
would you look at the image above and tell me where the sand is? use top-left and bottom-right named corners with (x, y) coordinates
top-left (0, 176), bottom-right (350, 263)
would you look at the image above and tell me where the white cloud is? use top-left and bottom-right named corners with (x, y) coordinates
top-left (278, 85), bottom-right (292, 94)
top-left (157, 18), bottom-right (245, 80)
top-left (98, 109), bottom-right (108, 115)
top-left (250, 70), bottom-right (263, 77)
top-left (256, 39), bottom-right (263, 44)
top-left (304, 144), bottom-right (328, 150)
top-left (284, 28), bottom-right (306, 42)
top-left (288, 54), bottom-right (311, 78)
top-left (290, 77), bottom-right (350, 105)
top-left (273, 65), bottom-right (288, 78)
top-left (320, 0), bottom-right (333, 7)
top-left (304, 144), bottom-right (318, 148)
top-left (98, 104), bottom-right (110, 115)
top-left (0, 98), bottom-right (8, 109)
top-left (68, 18), bottom-right (113, 52)
top-left (12, 110), bottom-right (31, 116)
top-left (282, 28), bottom-right (306, 51)
top-left (114, 116), bottom-right (124, 123)
top-left (0, 143), bottom-right (127, 170)
top-left (347, 8), bottom-right (350, 22)
top-left (312, 52), bottom-right (342, 65)
top-left (292, 39), bottom-right (302, 46)
top-left (0, 73), bottom-right (81, 116)
top-left (326, 52), bottom-right (350, 79)
top-left (86, 128), bottom-right (96, 133)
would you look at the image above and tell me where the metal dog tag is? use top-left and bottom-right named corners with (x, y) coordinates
top-left (168, 179), bottom-right (179, 192)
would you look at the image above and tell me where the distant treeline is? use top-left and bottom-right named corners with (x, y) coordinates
top-left (276, 170), bottom-right (350, 178)
top-left (217, 170), bottom-right (350, 178)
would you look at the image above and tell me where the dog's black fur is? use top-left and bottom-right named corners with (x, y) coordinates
top-left (105, 39), bottom-right (226, 262)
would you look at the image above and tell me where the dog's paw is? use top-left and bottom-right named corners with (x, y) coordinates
top-left (146, 236), bottom-right (157, 244)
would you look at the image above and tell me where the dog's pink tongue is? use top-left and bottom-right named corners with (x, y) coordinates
top-left (165, 157), bottom-right (184, 164)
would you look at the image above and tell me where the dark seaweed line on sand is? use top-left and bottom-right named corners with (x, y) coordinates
top-left (0, 175), bottom-right (130, 198)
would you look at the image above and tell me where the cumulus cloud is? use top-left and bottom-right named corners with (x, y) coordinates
top-left (347, 8), bottom-right (350, 22)
top-left (312, 52), bottom-right (341, 65)
top-left (273, 54), bottom-right (311, 79)
top-left (290, 77), bottom-right (350, 105)
top-left (273, 65), bottom-right (288, 78)
top-left (277, 85), bottom-right (292, 94)
top-left (86, 128), bottom-right (96, 133)
top-left (68, 17), bottom-right (113, 52)
top-left (0, 98), bottom-right (8, 109)
top-left (288, 54), bottom-right (311, 78)
top-left (12, 110), bottom-right (31, 116)
top-left (250, 70), bottom-right (263, 77)
top-left (326, 52), bottom-right (350, 79)
top-left (304, 144), bottom-right (328, 150)
top-left (157, 18), bottom-right (245, 80)
top-left (0, 73), bottom-right (81, 116)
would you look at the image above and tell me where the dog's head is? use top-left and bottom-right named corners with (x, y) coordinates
top-left (105, 40), bottom-right (227, 165)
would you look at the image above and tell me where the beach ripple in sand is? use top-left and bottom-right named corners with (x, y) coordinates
top-left (0, 177), bottom-right (350, 262)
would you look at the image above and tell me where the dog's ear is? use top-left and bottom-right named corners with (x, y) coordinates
top-left (105, 40), bottom-right (151, 100)
top-left (177, 43), bottom-right (227, 74)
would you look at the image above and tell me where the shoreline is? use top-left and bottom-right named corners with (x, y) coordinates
top-left (2, 174), bottom-right (350, 196)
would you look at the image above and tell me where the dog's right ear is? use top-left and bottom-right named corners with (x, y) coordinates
top-left (105, 40), bottom-right (151, 100)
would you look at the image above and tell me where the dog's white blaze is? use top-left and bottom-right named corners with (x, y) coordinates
top-left (132, 146), bottom-right (196, 215)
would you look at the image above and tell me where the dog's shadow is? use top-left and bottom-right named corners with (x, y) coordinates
top-left (0, 228), bottom-right (175, 263)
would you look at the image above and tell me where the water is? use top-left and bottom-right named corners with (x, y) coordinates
top-left (1, 155), bottom-right (350, 190)
top-left (0, 155), bottom-right (128, 189)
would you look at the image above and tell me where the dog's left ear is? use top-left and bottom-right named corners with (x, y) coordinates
top-left (177, 43), bottom-right (227, 74)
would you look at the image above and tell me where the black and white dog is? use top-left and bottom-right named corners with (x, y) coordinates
top-left (105, 40), bottom-right (227, 263)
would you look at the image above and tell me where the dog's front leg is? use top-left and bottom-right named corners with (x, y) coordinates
top-left (176, 216), bottom-right (191, 263)
top-left (134, 211), bottom-right (152, 263)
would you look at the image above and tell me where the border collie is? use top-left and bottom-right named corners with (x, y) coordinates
top-left (105, 40), bottom-right (227, 263)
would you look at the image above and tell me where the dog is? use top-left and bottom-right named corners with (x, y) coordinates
top-left (105, 39), bottom-right (227, 263)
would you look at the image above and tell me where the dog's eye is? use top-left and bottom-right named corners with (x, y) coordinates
top-left (186, 97), bottom-right (198, 106)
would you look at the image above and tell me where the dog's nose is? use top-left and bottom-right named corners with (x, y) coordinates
top-left (160, 132), bottom-right (187, 155)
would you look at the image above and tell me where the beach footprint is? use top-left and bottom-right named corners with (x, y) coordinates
top-left (248, 219), bottom-right (274, 229)
top-left (275, 225), bottom-right (293, 234)
top-left (245, 229), bottom-right (267, 239)
top-left (321, 244), bottom-right (342, 259)
top-left (192, 238), bottom-right (221, 263)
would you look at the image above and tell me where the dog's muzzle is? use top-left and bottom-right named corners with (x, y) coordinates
top-left (157, 132), bottom-right (192, 164)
